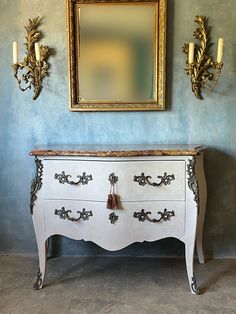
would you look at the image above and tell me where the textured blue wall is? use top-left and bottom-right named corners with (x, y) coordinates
top-left (0, 0), bottom-right (235, 257)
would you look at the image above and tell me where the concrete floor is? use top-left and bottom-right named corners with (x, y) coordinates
top-left (0, 256), bottom-right (236, 314)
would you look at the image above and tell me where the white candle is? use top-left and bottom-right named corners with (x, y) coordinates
top-left (13, 41), bottom-right (18, 64)
top-left (217, 38), bottom-right (224, 63)
top-left (188, 42), bottom-right (195, 64)
top-left (35, 43), bottom-right (40, 61)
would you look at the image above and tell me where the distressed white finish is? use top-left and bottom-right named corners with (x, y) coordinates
top-left (31, 154), bottom-right (207, 294)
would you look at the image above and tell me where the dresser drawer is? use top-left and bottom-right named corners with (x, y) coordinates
top-left (43, 159), bottom-right (185, 201)
top-left (43, 200), bottom-right (185, 250)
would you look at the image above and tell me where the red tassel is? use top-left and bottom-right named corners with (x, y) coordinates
top-left (111, 193), bottom-right (118, 209)
top-left (107, 194), bottom-right (113, 209)
top-left (107, 193), bottom-right (118, 209)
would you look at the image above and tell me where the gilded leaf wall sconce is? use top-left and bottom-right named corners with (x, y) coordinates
top-left (12, 17), bottom-right (50, 100)
top-left (183, 16), bottom-right (224, 100)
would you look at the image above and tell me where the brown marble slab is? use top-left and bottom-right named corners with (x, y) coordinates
top-left (30, 144), bottom-right (206, 157)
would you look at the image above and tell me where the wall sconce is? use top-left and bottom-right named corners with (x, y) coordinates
top-left (12, 17), bottom-right (49, 100)
top-left (183, 16), bottom-right (224, 100)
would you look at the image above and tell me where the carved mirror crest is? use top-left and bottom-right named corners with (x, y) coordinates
top-left (67, 0), bottom-right (167, 111)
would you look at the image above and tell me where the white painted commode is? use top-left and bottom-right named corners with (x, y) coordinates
top-left (30, 144), bottom-right (207, 294)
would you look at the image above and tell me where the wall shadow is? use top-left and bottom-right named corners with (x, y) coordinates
top-left (203, 148), bottom-right (236, 258)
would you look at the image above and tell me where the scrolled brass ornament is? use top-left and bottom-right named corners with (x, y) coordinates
top-left (187, 157), bottom-right (199, 215)
top-left (30, 157), bottom-right (43, 214)
top-left (183, 16), bottom-right (223, 100)
top-left (108, 173), bottom-right (118, 186)
top-left (33, 269), bottom-right (43, 290)
top-left (109, 212), bottom-right (119, 225)
top-left (191, 275), bottom-right (200, 295)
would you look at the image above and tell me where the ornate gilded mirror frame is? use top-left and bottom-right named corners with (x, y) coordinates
top-left (67, 0), bottom-right (167, 111)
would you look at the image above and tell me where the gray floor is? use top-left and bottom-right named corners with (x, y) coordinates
top-left (0, 256), bottom-right (236, 314)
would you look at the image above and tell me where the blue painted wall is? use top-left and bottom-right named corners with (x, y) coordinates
top-left (0, 0), bottom-right (235, 257)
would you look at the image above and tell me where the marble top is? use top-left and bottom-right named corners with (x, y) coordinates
top-left (30, 144), bottom-right (206, 157)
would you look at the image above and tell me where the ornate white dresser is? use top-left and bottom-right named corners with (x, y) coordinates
top-left (30, 144), bottom-right (207, 294)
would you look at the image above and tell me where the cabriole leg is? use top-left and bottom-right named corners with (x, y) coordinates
top-left (34, 239), bottom-right (47, 290)
top-left (185, 242), bottom-right (200, 294)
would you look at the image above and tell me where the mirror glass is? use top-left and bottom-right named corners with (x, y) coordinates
top-left (67, 0), bottom-right (166, 111)
top-left (77, 4), bottom-right (156, 102)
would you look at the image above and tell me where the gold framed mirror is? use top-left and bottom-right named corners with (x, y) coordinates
top-left (67, 0), bottom-right (167, 111)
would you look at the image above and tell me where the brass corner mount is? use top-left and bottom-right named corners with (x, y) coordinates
top-left (12, 17), bottom-right (50, 100)
top-left (183, 16), bottom-right (224, 100)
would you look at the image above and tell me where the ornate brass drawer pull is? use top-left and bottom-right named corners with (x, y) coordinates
top-left (133, 208), bottom-right (175, 223)
top-left (133, 172), bottom-right (175, 187)
top-left (54, 207), bottom-right (93, 221)
top-left (54, 171), bottom-right (92, 185)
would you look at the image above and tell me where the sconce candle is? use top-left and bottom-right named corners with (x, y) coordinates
top-left (35, 43), bottom-right (41, 61)
top-left (217, 38), bottom-right (224, 63)
top-left (13, 41), bottom-right (18, 64)
top-left (188, 42), bottom-right (195, 64)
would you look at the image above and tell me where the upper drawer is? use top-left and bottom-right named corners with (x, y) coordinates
top-left (43, 159), bottom-right (185, 201)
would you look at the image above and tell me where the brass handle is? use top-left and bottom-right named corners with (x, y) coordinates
top-left (133, 208), bottom-right (175, 223)
top-left (54, 171), bottom-right (93, 185)
top-left (133, 172), bottom-right (175, 187)
top-left (54, 207), bottom-right (93, 221)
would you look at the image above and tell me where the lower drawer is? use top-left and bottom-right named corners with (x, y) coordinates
top-left (43, 200), bottom-right (185, 251)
